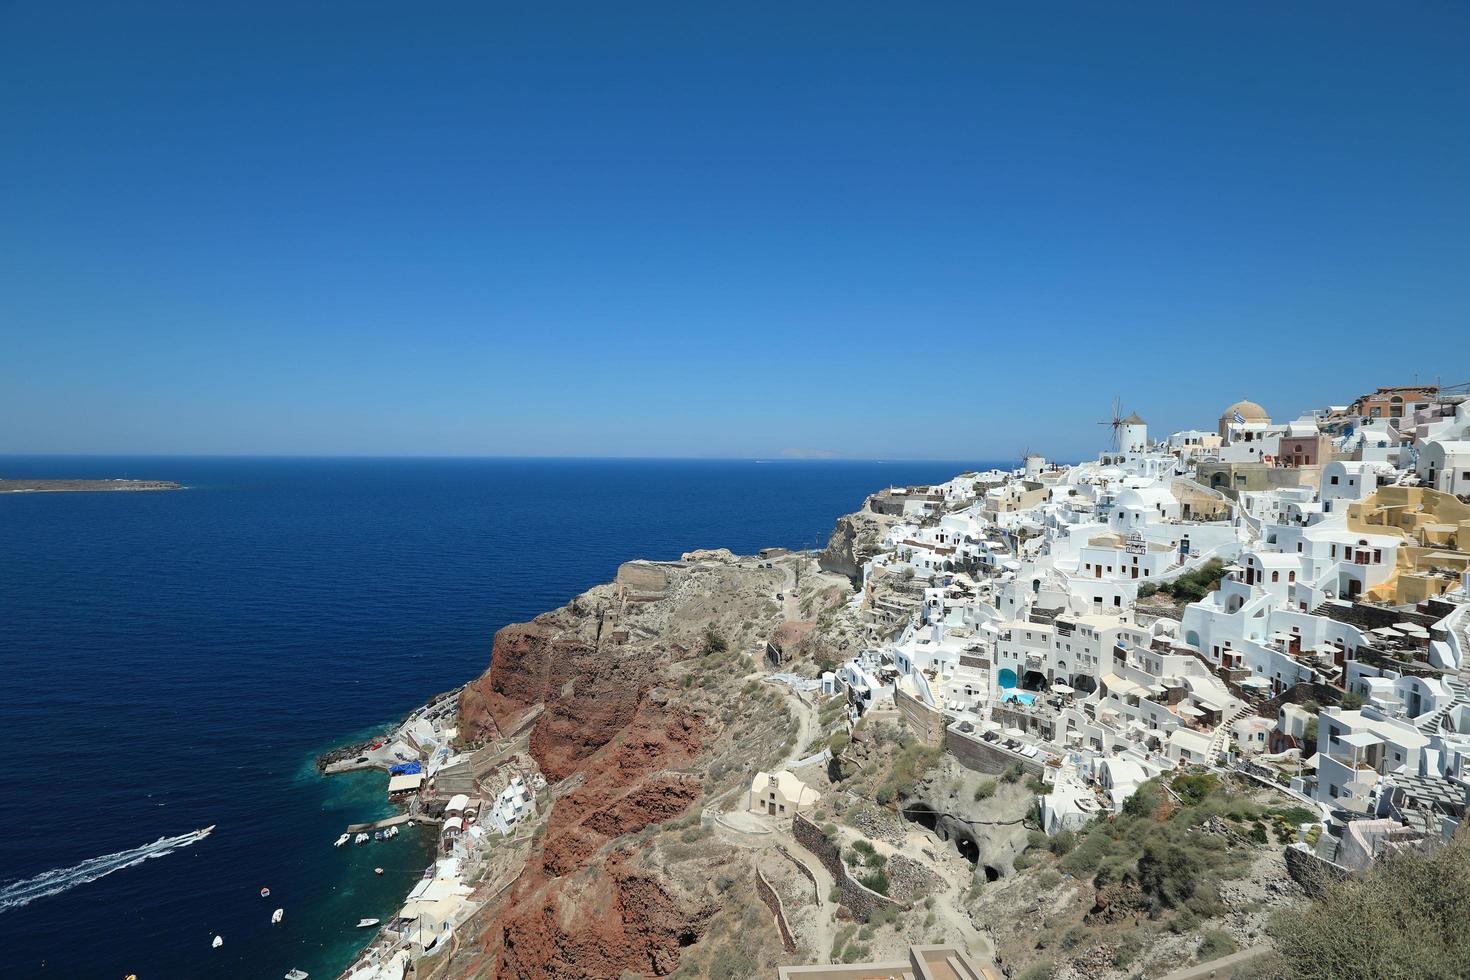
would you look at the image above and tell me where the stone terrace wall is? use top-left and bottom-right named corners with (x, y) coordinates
top-left (894, 686), bottom-right (947, 746)
top-left (1254, 681), bottom-right (1344, 718)
top-left (944, 727), bottom-right (1046, 777)
top-left (754, 867), bottom-right (798, 954)
top-left (791, 813), bottom-right (908, 923)
top-left (774, 842), bottom-right (820, 903)
top-left (1284, 842), bottom-right (1351, 897)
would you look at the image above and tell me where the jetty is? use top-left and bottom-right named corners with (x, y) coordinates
top-left (343, 813), bottom-right (433, 834)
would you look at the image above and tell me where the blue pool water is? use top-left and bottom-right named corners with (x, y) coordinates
top-left (0, 455), bottom-right (995, 979)
top-left (1002, 690), bottom-right (1037, 706)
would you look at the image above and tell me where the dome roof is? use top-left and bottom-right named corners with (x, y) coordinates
top-left (1221, 399), bottom-right (1269, 422)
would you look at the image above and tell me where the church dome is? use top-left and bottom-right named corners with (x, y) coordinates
top-left (1219, 399), bottom-right (1270, 437)
top-left (1222, 399), bottom-right (1269, 422)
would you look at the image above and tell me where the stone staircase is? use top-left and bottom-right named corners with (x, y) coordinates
top-left (1416, 676), bottom-right (1469, 734)
top-left (1208, 703), bottom-right (1255, 762)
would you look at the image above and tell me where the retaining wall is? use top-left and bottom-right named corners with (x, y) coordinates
top-left (753, 867), bottom-right (798, 954)
top-left (791, 813), bottom-right (908, 923)
top-left (774, 843), bottom-right (820, 903)
top-left (1284, 842), bottom-right (1351, 897)
top-left (944, 727), bottom-right (1046, 777)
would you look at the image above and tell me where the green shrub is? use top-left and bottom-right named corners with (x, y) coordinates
top-left (708, 944), bottom-right (756, 980)
top-left (1113, 931), bottom-right (1146, 968)
top-left (1002, 763), bottom-right (1025, 783)
top-left (1171, 772), bottom-right (1220, 805)
top-left (1122, 781), bottom-right (1164, 818)
top-left (858, 868), bottom-right (890, 896)
top-left (973, 779), bottom-right (997, 801)
top-left (1048, 829), bottom-right (1076, 856)
top-left (1137, 840), bottom-right (1201, 910)
top-left (1016, 962), bottom-right (1056, 980)
top-left (1197, 929), bottom-right (1237, 962)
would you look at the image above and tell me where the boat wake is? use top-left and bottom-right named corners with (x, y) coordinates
top-left (0, 826), bottom-right (214, 913)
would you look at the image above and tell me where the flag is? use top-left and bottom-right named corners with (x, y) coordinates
top-left (1232, 411), bottom-right (1246, 425)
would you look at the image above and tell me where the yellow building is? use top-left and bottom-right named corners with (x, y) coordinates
top-left (1347, 487), bottom-right (1470, 604)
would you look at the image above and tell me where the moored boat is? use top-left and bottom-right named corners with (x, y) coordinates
top-left (272, 907), bottom-right (284, 924)
top-left (212, 935), bottom-right (223, 949)
top-left (285, 970), bottom-right (309, 980)
top-left (355, 917), bottom-right (380, 929)
top-left (334, 833), bottom-right (350, 847)
top-left (260, 886), bottom-right (270, 898)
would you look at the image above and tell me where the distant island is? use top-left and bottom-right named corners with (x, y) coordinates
top-left (0, 478), bottom-right (182, 493)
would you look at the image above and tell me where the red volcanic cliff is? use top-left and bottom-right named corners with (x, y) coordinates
top-left (456, 591), bottom-right (714, 978)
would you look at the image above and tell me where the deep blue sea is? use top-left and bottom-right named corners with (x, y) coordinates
top-left (0, 456), bottom-right (988, 980)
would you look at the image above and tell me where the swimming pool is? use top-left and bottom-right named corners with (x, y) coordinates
top-left (1002, 690), bottom-right (1036, 706)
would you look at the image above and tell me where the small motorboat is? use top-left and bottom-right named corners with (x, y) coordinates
top-left (285, 970), bottom-right (309, 980)
top-left (272, 908), bottom-right (284, 924)
top-left (212, 935), bottom-right (223, 949)
top-left (374, 830), bottom-right (383, 841)
top-left (354, 832), bottom-right (369, 845)
top-left (355, 918), bottom-right (380, 929)
top-left (334, 833), bottom-right (350, 848)
top-left (260, 886), bottom-right (271, 898)
top-left (374, 867), bottom-right (384, 875)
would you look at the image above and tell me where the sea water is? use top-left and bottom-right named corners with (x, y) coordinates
top-left (0, 456), bottom-right (994, 979)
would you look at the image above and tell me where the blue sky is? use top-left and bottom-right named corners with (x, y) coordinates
top-left (2, 2), bottom-right (1467, 459)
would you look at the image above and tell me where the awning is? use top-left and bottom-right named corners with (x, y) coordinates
top-left (1177, 704), bottom-right (1203, 717)
top-left (1339, 731), bottom-right (1380, 748)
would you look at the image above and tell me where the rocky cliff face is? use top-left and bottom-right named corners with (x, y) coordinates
top-left (456, 577), bottom-right (713, 977)
top-left (818, 498), bottom-right (900, 584)
top-left (452, 554), bottom-right (827, 978)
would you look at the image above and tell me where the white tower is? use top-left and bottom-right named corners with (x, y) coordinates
top-left (1024, 454), bottom-right (1045, 480)
top-left (1120, 413), bottom-right (1147, 454)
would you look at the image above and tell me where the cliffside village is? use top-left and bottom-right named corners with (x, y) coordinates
top-left (334, 382), bottom-right (1470, 980)
top-left (778, 384), bottom-right (1470, 910)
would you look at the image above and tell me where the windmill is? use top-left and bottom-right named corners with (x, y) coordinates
top-left (1097, 397), bottom-right (1125, 452)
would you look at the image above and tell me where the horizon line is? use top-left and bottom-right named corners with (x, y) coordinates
top-left (0, 451), bottom-right (1023, 464)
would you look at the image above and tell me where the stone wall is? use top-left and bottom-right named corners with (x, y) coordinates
top-left (791, 813), bottom-right (908, 923)
top-left (774, 842), bottom-right (820, 903)
top-left (894, 686), bottom-right (946, 746)
top-left (1315, 598), bottom-right (1438, 632)
top-left (944, 727), bottom-right (1046, 777)
top-left (753, 867), bottom-right (798, 954)
top-left (1284, 842), bottom-right (1351, 897)
top-left (1253, 681), bottom-right (1345, 718)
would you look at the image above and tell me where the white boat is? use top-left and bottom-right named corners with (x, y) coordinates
top-left (333, 833), bottom-right (350, 847)
top-left (272, 908), bottom-right (284, 924)
top-left (355, 918), bottom-right (380, 929)
top-left (354, 833), bottom-right (369, 845)
top-left (374, 867), bottom-right (383, 875)
top-left (260, 886), bottom-right (271, 898)
top-left (285, 970), bottom-right (309, 980)
top-left (212, 935), bottom-right (223, 949)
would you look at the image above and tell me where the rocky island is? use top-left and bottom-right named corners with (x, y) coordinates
top-left (0, 478), bottom-right (182, 493)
